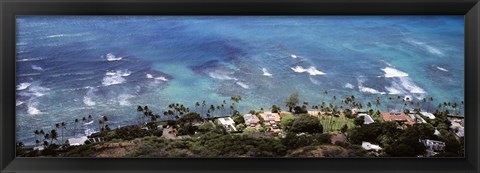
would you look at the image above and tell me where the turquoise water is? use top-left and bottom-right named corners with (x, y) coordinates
top-left (15, 16), bottom-right (464, 145)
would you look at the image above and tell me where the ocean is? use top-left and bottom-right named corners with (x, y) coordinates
top-left (15, 16), bottom-right (464, 145)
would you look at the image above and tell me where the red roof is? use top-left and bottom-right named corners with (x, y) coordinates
top-left (380, 112), bottom-right (415, 125)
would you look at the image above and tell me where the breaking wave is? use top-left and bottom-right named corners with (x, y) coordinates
top-left (208, 71), bottom-right (238, 81)
top-left (381, 67), bottom-right (409, 78)
top-left (83, 87), bottom-right (97, 106)
top-left (103, 53), bottom-right (123, 61)
top-left (291, 66), bottom-right (326, 76)
top-left (262, 68), bottom-right (272, 77)
top-left (102, 70), bottom-right (131, 86)
top-left (405, 39), bottom-right (445, 56)
top-left (17, 82), bottom-right (31, 91)
top-left (236, 81), bottom-right (250, 89)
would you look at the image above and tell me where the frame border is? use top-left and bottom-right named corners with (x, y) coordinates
top-left (1, 0), bottom-right (479, 173)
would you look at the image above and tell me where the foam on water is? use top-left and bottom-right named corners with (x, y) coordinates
top-left (405, 39), bottom-right (445, 56)
top-left (102, 70), bottom-right (131, 86)
top-left (291, 54), bottom-right (298, 59)
top-left (381, 67), bottom-right (409, 78)
top-left (357, 77), bottom-right (386, 95)
top-left (433, 65), bottom-right (449, 72)
top-left (291, 66), bottom-right (326, 76)
top-left (104, 53), bottom-right (123, 61)
top-left (16, 82), bottom-right (31, 90)
top-left (16, 101), bottom-right (24, 106)
top-left (118, 94), bottom-right (134, 106)
top-left (236, 81), bottom-right (250, 89)
top-left (344, 83), bottom-right (355, 89)
top-left (31, 65), bottom-right (43, 71)
top-left (262, 68), bottom-right (272, 77)
top-left (208, 71), bottom-right (238, 81)
top-left (83, 87), bottom-right (97, 106)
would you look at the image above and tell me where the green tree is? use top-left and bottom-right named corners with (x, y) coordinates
top-left (288, 115), bottom-right (323, 134)
top-left (354, 116), bottom-right (365, 126)
top-left (285, 92), bottom-right (299, 113)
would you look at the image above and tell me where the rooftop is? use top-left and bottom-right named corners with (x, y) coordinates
top-left (380, 112), bottom-right (415, 125)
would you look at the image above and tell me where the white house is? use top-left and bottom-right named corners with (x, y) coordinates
top-left (218, 117), bottom-right (237, 131)
top-left (420, 112), bottom-right (436, 119)
top-left (362, 141), bottom-right (382, 156)
top-left (421, 139), bottom-right (446, 152)
top-left (358, 114), bottom-right (375, 124)
top-left (67, 136), bottom-right (89, 146)
top-left (362, 141), bottom-right (382, 152)
top-left (243, 114), bottom-right (259, 125)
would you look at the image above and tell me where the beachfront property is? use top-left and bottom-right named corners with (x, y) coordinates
top-left (67, 136), bottom-right (89, 146)
top-left (217, 117), bottom-right (237, 132)
top-left (380, 112), bottom-right (415, 126)
top-left (259, 112), bottom-right (282, 132)
top-left (420, 112), bottom-right (436, 119)
top-left (243, 113), bottom-right (260, 127)
top-left (421, 139), bottom-right (446, 157)
top-left (357, 113), bottom-right (375, 124)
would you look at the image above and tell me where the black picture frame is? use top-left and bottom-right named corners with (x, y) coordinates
top-left (1, 0), bottom-right (479, 172)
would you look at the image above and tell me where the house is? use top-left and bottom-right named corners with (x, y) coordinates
top-left (421, 139), bottom-right (446, 157)
top-left (260, 112), bottom-right (282, 132)
top-left (217, 117), bottom-right (237, 131)
top-left (243, 114), bottom-right (260, 127)
top-left (380, 112), bottom-right (415, 125)
top-left (352, 108), bottom-right (367, 115)
top-left (420, 112), bottom-right (436, 119)
top-left (362, 141), bottom-right (382, 156)
top-left (260, 112), bottom-right (281, 123)
top-left (67, 136), bottom-right (89, 146)
top-left (358, 113), bottom-right (375, 124)
top-left (409, 114), bottom-right (427, 124)
top-left (448, 118), bottom-right (465, 137)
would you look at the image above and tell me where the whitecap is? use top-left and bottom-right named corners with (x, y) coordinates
top-left (146, 74), bottom-right (154, 79)
top-left (16, 57), bottom-right (46, 62)
top-left (27, 85), bottom-right (50, 97)
top-left (291, 54), bottom-right (298, 59)
top-left (344, 83), bottom-right (354, 89)
top-left (208, 72), bottom-right (238, 81)
top-left (291, 66), bottom-right (326, 76)
top-left (83, 120), bottom-right (94, 125)
top-left (236, 81), bottom-right (250, 89)
top-left (102, 70), bottom-right (131, 86)
top-left (155, 76), bottom-right (168, 82)
top-left (16, 101), bottom-right (24, 106)
top-left (433, 65), bottom-right (449, 72)
top-left (16, 82), bottom-right (31, 90)
top-left (405, 39), bottom-right (445, 56)
top-left (384, 77), bottom-right (426, 99)
top-left (83, 87), bottom-right (97, 106)
top-left (381, 67), bottom-right (409, 78)
top-left (262, 68), bottom-right (272, 77)
top-left (27, 101), bottom-right (42, 115)
top-left (104, 53), bottom-right (122, 61)
top-left (118, 94), bottom-right (134, 106)
top-left (84, 128), bottom-right (96, 136)
top-left (31, 65), bottom-right (43, 71)
top-left (357, 77), bottom-right (386, 95)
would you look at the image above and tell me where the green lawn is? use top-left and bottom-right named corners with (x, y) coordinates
top-left (319, 116), bottom-right (354, 133)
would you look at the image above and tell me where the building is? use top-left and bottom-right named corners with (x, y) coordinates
top-left (421, 139), bottom-right (446, 157)
top-left (420, 112), bottom-right (436, 119)
top-left (260, 112), bottom-right (282, 132)
top-left (409, 114), bottom-right (427, 124)
top-left (380, 112), bottom-right (415, 125)
top-left (67, 136), bottom-right (89, 146)
top-left (243, 113), bottom-right (260, 127)
top-left (260, 112), bottom-right (281, 123)
top-left (358, 113), bottom-right (375, 124)
top-left (217, 117), bottom-right (237, 131)
top-left (362, 141), bottom-right (382, 156)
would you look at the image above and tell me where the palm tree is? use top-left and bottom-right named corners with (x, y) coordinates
top-left (374, 97), bottom-right (381, 113)
top-left (201, 100), bottom-right (206, 116)
top-left (195, 102), bottom-right (200, 113)
top-left (59, 122), bottom-right (66, 144)
top-left (428, 96), bottom-right (434, 112)
top-left (74, 119), bottom-right (79, 137)
top-left (34, 130), bottom-right (40, 146)
top-left (322, 90), bottom-right (328, 104)
top-left (50, 129), bottom-right (58, 144)
top-left (210, 105), bottom-right (215, 117)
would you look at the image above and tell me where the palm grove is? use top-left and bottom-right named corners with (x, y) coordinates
top-left (17, 92), bottom-right (464, 157)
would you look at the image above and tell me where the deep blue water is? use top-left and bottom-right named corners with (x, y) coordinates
top-left (15, 16), bottom-right (464, 145)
